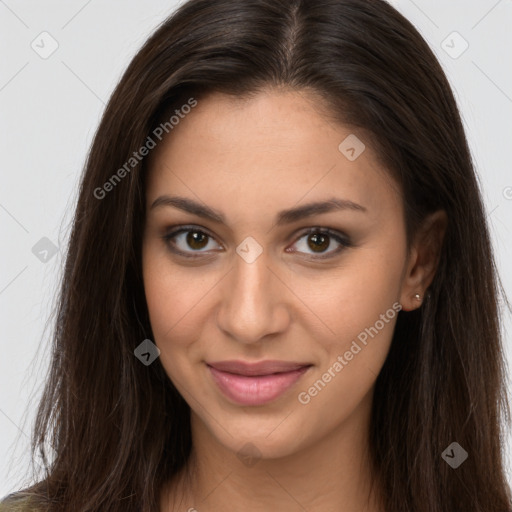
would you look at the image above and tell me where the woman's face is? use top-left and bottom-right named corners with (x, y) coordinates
top-left (142, 89), bottom-right (421, 459)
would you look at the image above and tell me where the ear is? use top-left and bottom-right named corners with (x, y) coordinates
top-left (399, 210), bottom-right (447, 312)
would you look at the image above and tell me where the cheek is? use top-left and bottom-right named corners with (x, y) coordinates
top-left (142, 248), bottom-right (203, 351)
top-left (296, 245), bottom-right (404, 344)
top-left (296, 244), bottom-right (403, 401)
top-left (295, 301), bottom-right (399, 433)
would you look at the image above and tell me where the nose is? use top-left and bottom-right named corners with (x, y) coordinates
top-left (215, 250), bottom-right (291, 344)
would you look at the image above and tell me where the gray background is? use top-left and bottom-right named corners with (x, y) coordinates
top-left (1, 0), bottom-right (511, 495)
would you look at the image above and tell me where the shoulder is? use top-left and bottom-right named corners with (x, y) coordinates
top-left (0, 492), bottom-right (38, 512)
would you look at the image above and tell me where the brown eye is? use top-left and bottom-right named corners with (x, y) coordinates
top-left (307, 232), bottom-right (330, 253)
top-left (162, 226), bottom-right (222, 256)
top-left (186, 231), bottom-right (209, 250)
top-left (288, 228), bottom-right (351, 259)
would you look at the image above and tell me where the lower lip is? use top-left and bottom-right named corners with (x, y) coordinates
top-left (207, 365), bottom-right (311, 406)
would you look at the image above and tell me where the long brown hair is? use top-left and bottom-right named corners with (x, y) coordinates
top-left (4, 0), bottom-right (511, 510)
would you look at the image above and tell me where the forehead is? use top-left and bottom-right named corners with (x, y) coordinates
top-left (145, 89), bottom-right (401, 225)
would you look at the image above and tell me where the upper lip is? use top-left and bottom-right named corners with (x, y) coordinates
top-left (207, 360), bottom-right (311, 376)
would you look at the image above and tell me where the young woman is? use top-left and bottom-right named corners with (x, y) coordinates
top-left (2, 0), bottom-right (511, 511)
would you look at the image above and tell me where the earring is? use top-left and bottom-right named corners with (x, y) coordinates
top-left (413, 293), bottom-right (421, 301)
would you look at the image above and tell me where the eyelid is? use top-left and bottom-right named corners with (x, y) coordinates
top-left (163, 223), bottom-right (218, 241)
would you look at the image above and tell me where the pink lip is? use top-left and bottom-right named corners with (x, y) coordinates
top-left (207, 360), bottom-right (312, 406)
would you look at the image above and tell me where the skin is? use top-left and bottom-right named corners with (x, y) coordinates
top-left (142, 88), bottom-right (447, 512)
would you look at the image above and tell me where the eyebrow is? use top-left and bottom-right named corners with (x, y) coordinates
top-left (149, 195), bottom-right (367, 225)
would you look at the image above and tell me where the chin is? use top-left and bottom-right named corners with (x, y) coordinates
top-left (194, 410), bottom-right (309, 461)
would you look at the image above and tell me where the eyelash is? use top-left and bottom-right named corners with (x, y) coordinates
top-left (161, 225), bottom-right (352, 260)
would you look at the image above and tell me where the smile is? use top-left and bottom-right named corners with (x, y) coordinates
top-left (206, 360), bottom-right (312, 406)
